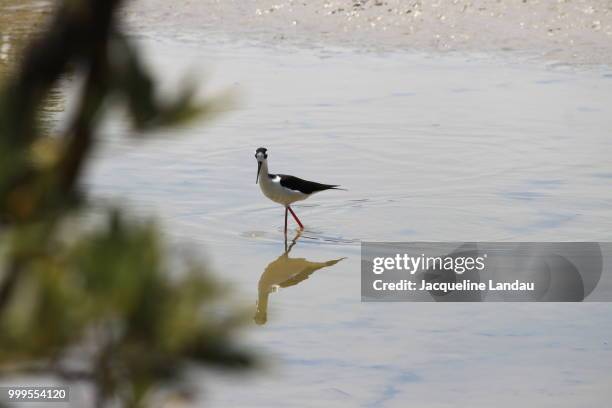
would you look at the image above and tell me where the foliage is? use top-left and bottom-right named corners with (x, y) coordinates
top-left (0, 0), bottom-right (251, 406)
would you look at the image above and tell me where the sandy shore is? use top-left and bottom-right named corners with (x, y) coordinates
top-left (126, 0), bottom-right (612, 66)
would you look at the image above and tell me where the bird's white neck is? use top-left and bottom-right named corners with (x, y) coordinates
top-left (258, 159), bottom-right (270, 183)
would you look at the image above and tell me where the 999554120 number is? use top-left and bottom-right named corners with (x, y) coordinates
top-left (1, 386), bottom-right (69, 402)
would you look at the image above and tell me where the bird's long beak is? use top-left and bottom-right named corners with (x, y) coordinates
top-left (256, 161), bottom-right (262, 184)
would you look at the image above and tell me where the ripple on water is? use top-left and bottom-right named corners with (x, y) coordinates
top-left (241, 229), bottom-right (360, 246)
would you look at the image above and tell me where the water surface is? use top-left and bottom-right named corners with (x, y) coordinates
top-left (85, 34), bottom-right (612, 407)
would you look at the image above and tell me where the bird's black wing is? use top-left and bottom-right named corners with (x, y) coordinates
top-left (277, 174), bottom-right (341, 195)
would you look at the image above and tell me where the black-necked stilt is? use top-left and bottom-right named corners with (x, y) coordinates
top-left (255, 147), bottom-right (343, 233)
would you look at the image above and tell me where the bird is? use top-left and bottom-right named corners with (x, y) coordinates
top-left (255, 147), bottom-right (343, 233)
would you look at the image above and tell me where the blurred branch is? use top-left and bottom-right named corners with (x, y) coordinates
top-left (0, 362), bottom-right (94, 382)
top-left (0, 262), bottom-right (22, 316)
top-left (0, 0), bottom-right (123, 148)
top-left (58, 36), bottom-right (110, 196)
top-left (0, 1), bottom-right (254, 405)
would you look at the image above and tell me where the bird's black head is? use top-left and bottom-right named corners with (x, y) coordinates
top-left (255, 147), bottom-right (268, 184)
top-left (255, 147), bottom-right (268, 160)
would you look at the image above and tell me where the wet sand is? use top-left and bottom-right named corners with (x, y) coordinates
top-left (126, 0), bottom-right (612, 66)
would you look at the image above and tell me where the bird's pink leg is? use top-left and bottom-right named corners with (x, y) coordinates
top-left (284, 207), bottom-right (288, 234)
top-left (287, 206), bottom-right (304, 229)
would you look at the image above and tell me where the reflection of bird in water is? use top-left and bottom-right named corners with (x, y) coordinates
top-left (254, 231), bottom-right (345, 325)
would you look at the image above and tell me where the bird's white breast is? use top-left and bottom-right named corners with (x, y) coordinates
top-left (259, 175), bottom-right (307, 206)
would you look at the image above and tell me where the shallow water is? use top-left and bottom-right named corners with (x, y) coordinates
top-left (80, 32), bottom-right (612, 407)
